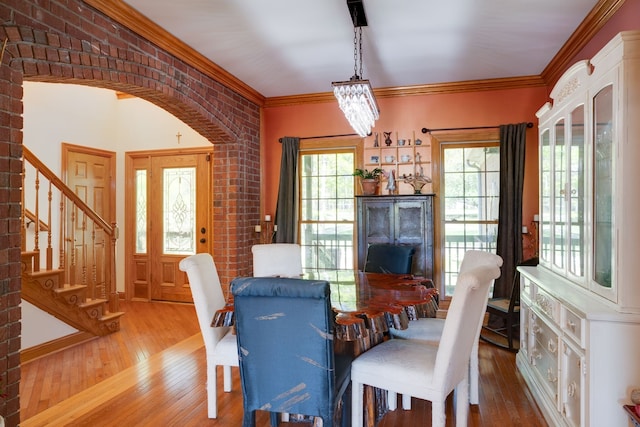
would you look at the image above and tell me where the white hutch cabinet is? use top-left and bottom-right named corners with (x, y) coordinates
top-left (517, 31), bottom-right (640, 427)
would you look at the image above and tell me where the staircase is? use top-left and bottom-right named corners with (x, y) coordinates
top-left (21, 147), bottom-right (123, 337)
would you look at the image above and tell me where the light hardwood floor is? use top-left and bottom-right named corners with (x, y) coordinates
top-left (20, 300), bottom-right (547, 426)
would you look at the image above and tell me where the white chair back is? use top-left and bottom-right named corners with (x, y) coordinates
top-left (433, 262), bottom-right (502, 393)
top-left (459, 249), bottom-right (503, 275)
top-left (252, 243), bottom-right (303, 277)
top-left (179, 253), bottom-right (229, 352)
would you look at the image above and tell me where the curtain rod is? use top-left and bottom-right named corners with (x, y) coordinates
top-left (421, 122), bottom-right (533, 134)
top-left (278, 133), bottom-right (359, 143)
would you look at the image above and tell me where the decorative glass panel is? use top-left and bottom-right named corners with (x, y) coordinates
top-left (569, 105), bottom-right (585, 278)
top-left (540, 129), bottom-right (551, 263)
top-left (163, 167), bottom-right (196, 255)
top-left (135, 170), bottom-right (147, 254)
top-left (553, 119), bottom-right (566, 269)
top-left (593, 85), bottom-right (614, 288)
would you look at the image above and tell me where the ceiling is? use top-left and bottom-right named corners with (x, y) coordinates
top-left (120, 0), bottom-right (602, 99)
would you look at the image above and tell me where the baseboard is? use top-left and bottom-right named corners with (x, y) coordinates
top-left (21, 331), bottom-right (97, 364)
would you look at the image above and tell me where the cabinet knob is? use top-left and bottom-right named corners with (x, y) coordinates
top-left (567, 381), bottom-right (577, 398)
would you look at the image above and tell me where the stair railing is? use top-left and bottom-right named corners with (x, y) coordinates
top-left (21, 146), bottom-right (119, 313)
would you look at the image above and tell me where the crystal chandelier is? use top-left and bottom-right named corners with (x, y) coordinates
top-left (332, 24), bottom-right (379, 137)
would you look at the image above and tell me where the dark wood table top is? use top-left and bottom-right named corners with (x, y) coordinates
top-left (212, 270), bottom-right (438, 341)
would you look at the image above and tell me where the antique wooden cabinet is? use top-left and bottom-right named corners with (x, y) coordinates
top-left (517, 31), bottom-right (640, 427)
top-left (356, 194), bottom-right (434, 278)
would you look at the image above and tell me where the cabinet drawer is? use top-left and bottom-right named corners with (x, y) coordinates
top-left (530, 342), bottom-right (559, 402)
top-left (532, 315), bottom-right (560, 358)
top-left (561, 306), bottom-right (585, 348)
top-left (530, 315), bottom-right (559, 402)
top-left (533, 287), bottom-right (560, 325)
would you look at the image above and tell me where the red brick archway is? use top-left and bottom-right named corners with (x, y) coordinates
top-left (0, 2), bottom-right (261, 423)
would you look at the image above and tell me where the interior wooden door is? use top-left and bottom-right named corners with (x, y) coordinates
top-left (148, 152), bottom-right (211, 302)
top-left (63, 143), bottom-right (116, 300)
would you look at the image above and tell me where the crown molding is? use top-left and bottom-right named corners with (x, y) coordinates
top-left (541, 0), bottom-right (625, 86)
top-left (85, 0), bottom-right (619, 110)
top-left (263, 75), bottom-right (546, 108)
top-left (82, 0), bottom-right (265, 106)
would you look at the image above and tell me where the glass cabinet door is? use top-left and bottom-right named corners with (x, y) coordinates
top-left (540, 129), bottom-right (551, 264)
top-left (553, 119), bottom-right (567, 270)
top-left (593, 85), bottom-right (614, 289)
top-left (568, 105), bottom-right (585, 280)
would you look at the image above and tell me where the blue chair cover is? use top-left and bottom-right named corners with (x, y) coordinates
top-left (231, 277), bottom-right (351, 427)
top-left (364, 243), bottom-right (415, 274)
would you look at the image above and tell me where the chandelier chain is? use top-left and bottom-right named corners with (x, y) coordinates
top-left (353, 26), bottom-right (358, 78)
top-left (358, 26), bottom-right (363, 78)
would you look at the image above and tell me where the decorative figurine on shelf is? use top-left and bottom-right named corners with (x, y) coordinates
top-left (384, 169), bottom-right (396, 194)
top-left (383, 132), bottom-right (392, 146)
top-left (373, 132), bottom-right (379, 147)
top-left (415, 152), bottom-right (424, 176)
top-left (402, 173), bottom-right (431, 194)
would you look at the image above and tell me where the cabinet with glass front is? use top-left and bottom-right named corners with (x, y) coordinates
top-left (517, 31), bottom-right (640, 427)
top-left (536, 31), bottom-right (640, 310)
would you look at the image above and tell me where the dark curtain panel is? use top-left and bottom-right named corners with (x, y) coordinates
top-left (494, 123), bottom-right (528, 298)
top-left (273, 137), bottom-right (300, 243)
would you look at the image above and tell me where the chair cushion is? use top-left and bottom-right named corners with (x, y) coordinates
top-left (486, 298), bottom-right (519, 313)
top-left (351, 339), bottom-right (438, 396)
top-left (389, 318), bottom-right (444, 342)
top-left (211, 330), bottom-right (240, 366)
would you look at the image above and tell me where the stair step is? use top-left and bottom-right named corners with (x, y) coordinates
top-left (29, 268), bottom-right (64, 280)
top-left (54, 284), bottom-right (88, 295)
top-left (79, 298), bottom-right (108, 309)
top-left (100, 311), bottom-right (125, 322)
top-left (21, 250), bottom-right (41, 274)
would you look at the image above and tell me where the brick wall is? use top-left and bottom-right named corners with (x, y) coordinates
top-left (0, 1), bottom-right (261, 423)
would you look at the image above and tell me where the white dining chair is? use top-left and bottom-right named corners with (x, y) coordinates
top-left (251, 243), bottom-right (303, 277)
top-left (179, 253), bottom-right (239, 419)
top-left (389, 250), bottom-right (503, 407)
top-left (351, 260), bottom-right (502, 427)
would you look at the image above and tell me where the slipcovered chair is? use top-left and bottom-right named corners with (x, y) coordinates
top-left (252, 243), bottom-right (303, 277)
top-left (351, 261), bottom-right (502, 427)
top-left (231, 277), bottom-right (351, 427)
top-left (364, 243), bottom-right (415, 274)
top-left (178, 253), bottom-right (239, 419)
top-left (390, 250), bottom-right (503, 407)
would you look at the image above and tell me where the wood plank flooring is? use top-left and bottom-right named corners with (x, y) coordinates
top-left (20, 300), bottom-right (547, 426)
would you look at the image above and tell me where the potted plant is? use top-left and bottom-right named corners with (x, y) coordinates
top-left (354, 168), bottom-right (383, 195)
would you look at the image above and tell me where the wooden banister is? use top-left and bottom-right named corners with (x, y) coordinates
top-left (22, 146), bottom-right (118, 313)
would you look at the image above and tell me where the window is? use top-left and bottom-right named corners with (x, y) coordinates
top-left (441, 142), bottom-right (500, 297)
top-left (299, 149), bottom-right (356, 272)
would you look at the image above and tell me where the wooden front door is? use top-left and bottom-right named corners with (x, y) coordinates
top-left (126, 148), bottom-right (212, 303)
top-left (62, 143), bottom-right (116, 300)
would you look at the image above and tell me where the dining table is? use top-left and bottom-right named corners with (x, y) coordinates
top-left (212, 270), bottom-right (438, 343)
top-left (211, 269), bottom-right (439, 426)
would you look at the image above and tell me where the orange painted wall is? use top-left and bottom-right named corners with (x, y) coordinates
top-left (263, 87), bottom-right (547, 234)
top-left (262, 0), bottom-right (639, 259)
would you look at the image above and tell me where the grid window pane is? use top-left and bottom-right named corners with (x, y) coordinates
top-left (442, 144), bottom-right (499, 297)
top-left (300, 151), bottom-right (355, 272)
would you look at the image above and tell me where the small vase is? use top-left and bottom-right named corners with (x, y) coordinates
top-left (360, 179), bottom-right (378, 195)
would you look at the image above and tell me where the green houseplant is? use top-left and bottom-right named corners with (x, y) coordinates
top-left (354, 168), bottom-right (383, 195)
